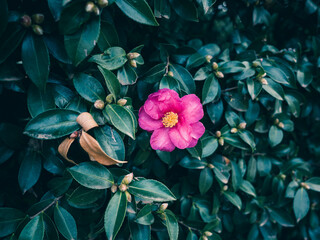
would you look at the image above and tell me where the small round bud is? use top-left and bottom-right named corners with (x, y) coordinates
top-left (93, 5), bottom-right (100, 15)
top-left (31, 14), bottom-right (44, 24)
top-left (159, 203), bottom-right (168, 211)
top-left (204, 231), bottom-right (213, 237)
top-left (205, 55), bottom-right (213, 63)
top-left (85, 1), bottom-right (95, 12)
top-left (122, 173), bottom-right (134, 185)
top-left (20, 15), bottom-right (32, 27)
top-left (260, 78), bottom-right (268, 85)
top-left (300, 182), bottom-right (310, 190)
top-left (125, 191), bottom-right (132, 202)
top-left (127, 52), bottom-right (140, 59)
top-left (94, 99), bottom-right (105, 110)
top-left (215, 71), bottom-right (224, 79)
top-left (97, 0), bottom-right (109, 8)
top-left (252, 61), bottom-right (260, 68)
top-left (130, 59), bottom-right (137, 68)
top-left (119, 184), bottom-right (128, 192)
top-left (238, 122), bottom-right (247, 129)
top-left (32, 25), bottom-right (43, 35)
top-left (106, 94), bottom-right (113, 104)
top-left (278, 122), bottom-right (284, 129)
top-left (223, 185), bottom-right (228, 191)
top-left (215, 131), bottom-right (221, 138)
top-left (218, 138), bottom-right (224, 146)
top-left (274, 118), bottom-right (280, 125)
top-left (201, 236), bottom-right (208, 240)
top-left (280, 174), bottom-right (286, 180)
top-left (261, 72), bottom-right (267, 77)
top-left (230, 128), bottom-right (238, 133)
top-left (111, 184), bottom-right (117, 193)
top-left (207, 163), bottom-right (214, 169)
top-left (167, 71), bottom-right (174, 77)
top-left (117, 98), bottom-right (127, 106)
top-left (212, 62), bottom-right (219, 70)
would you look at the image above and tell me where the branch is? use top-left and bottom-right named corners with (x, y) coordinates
top-left (30, 196), bottom-right (63, 219)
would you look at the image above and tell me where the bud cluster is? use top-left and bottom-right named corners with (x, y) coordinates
top-left (85, 0), bottom-right (109, 16)
top-left (20, 14), bottom-right (45, 35)
top-left (211, 62), bottom-right (224, 78)
top-left (127, 52), bottom-right (140, 68)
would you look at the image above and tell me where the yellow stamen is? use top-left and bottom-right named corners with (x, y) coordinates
top-left (162, 112), bottom-right (178, 128)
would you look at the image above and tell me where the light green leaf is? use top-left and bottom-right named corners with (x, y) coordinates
top-left (293, 188), bottom-right (310, 222)
top-left (164, 210), bottom-right (179, 240)
top-left (18, 214), bottom-right (44, 240)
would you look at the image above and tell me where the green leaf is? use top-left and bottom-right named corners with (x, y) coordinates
top-left (223, 191), bottom-right (242, 210)
top-left (257, 156), bottom-right (272, 176)
top-left (262, 78), bottom-right (285, 100)
top-left (219, 61), bottom-right (246, 74)
top-left (186, 53), bottom-right (206, 69)
top-left (48, 0), bottom-right (63, 21)
top-left (48, 177), bottom-right (73, 197)
top-left (267, 208), bottom-right (295, 227)
top-left (59, 1), bottom-right (90, 34)
top-left (22, 33), bottom-right (50, 92)
top-left (202, 74), bottom-right (219, 104)
top-left (141, 63), bottom-right (166, 83)
top-left (224, 91), bottom-right (249, 112)
top-left (164, 210), bottom-right (179, 240)
top-left (231, 161), bottom-right (242, 191)
top-left (238, 130), bottom-right (256, 150)
top-left (169, 0), bottom-right (198, 22)
top-left (201, 136), bottom-right (218, 158)
top-left (104, 191), bottom-right (127, 240)
top-left (207, 100), bottom-right (224, 124)
top-left (246, 156), bottom-right (256, 182)
top-left (199, 168), bottom-right (213, 195)
top-left (67, 186), bottom-right (104, 209)
top-left (293, 188), bottom-right (310, 222)
top-left (18, 149), bottom-right (42, 194)
top-left (268, 125), bottom-right (283, 147)
top-left (64, 16), bottom-right (100, 66)
top-left (128, 179), bottom-right (176, 202)
top-left (180, 156), bottom-right (207, 169)
top-left (159, 76), bottom-right (180, 92)
top-left (98, 66), bottom-right (121, 101)
top-left (213, 166), bottom-right (229, 184)
top-left (90, 47), bottom-right (127, 70)
top-left (0, 23), bottom-right (26, 64)
top-left (54, 205), bottom-right (77, 240)
top-left (169, 64), bottom-right (196, 94)
top-left (225, 111), bottom-right (240, 127)
top-left (154, 0), bottom-right (171, 19)
top-left (104, 104), bottom-right (136, 139)
top-left (68, 162), bottom-right (114, 189)
top-left (18, 214), bottom-right (44, 240)
top-left (297, 62), bottom-right (313, 88)
top-left (0, 0), bottom-right (8, 36)
top-left (239, 180), bottom-right (256, 197)
top-left (0, 208), bottom-right (26, 238)
top-left (44, 35), bottom-right (72, 64)
top-left (115, 0), bottom-right (159, 26)
top-left (306, 177), bottom-right (320, 192)
top-left (93, 125), bottom-right (125, 161)
top-left (264, 66), bottom-right (290, 85)
top-left (135, 205), bottom-right (155, 225)
top-left (73, 73), bottom-right (106, 102)
top-left (247, 78), bottom-right (262, 100)
top-left (129, 217), bottom-right (151, 240)
top-left (27, 84), bottom-right (55, 118)
top-left (24, 109), bottom-right (80, 139)
top-left (117, 64), bottom-right (138, 85)
top-left (201, 0), bottom-right (216, 14)
top-left (97, 21), bottom-right (119, 51)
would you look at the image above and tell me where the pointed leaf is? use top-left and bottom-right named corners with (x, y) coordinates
top-left (54, 205), bottom-right (77, 240)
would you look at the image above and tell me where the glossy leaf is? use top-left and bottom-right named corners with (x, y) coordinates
top-left (98, 66), bottom-right (121, 100)
top-left (306, 177), bottom-right (320, 192)
top-left (117, 64), bottom-right (138, 85)
top-left (97, 21), bottom-right (119, 51)
top-left (268, 125), bottom-right (283, 147)
top-left (164, 210), bottom-right (178, 240)
top-left (0, 208), bottom-right (26, 238)
top-left (202, 74), bottom-right (219, 104)
top-left (18, 214), bottom-right (44, 240)
top-left (54, 205), bottom-right (77, 240)
top-left (199, 168), bottom-right (213, 195)
top-left (223, 191), bottom-right (242, 210)
top-left (293, 188), bottom-right (310, 222)
top-left (169, 0), bottom-right (198, 22)
top-left (169, 64), bottom-right (196, 94)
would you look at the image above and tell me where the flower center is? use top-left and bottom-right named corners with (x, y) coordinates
top-left (162, 112), bottom-right (178, 128)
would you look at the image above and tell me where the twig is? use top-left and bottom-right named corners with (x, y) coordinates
top-left (221, 86), bottom-right (238, 93)
top-left (30, 196), bottom-right (63, 219)
top-left (165, 56), bottom-right (170, 74)
top-left (178, 220), bottom-right (201, 233)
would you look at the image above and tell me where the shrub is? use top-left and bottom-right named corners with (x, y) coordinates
top-left (0, 0), bottom-right (320, 239)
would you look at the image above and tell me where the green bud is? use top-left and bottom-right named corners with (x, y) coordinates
top-left (32, 24), bottom-right (43, 35)
top-left (127, 52), bottom-right (140, 59)
top-left (201, 236), bottom-right (208, 240)
top-left (20, 15), bottom-right (32, 27)
top-left (205, 55), bottom-right (213, 63)
top-left (167, 71), bottom-right (174, 77)
top-left (215, 71), bottom-right (224, 78)
top-left (215, 131), bottom-right (221, 138)
top-left (252, 61), bottom-right (260, 68)
top-left (122, 173), bottom-right (133, 185)
top-left (97, 0), bottom-right (109, 8)
top-left (212, 62), bottom-right (219, 70)
top-left (218, 138), bottom-right (224, 146)
top-left (106, 94), bottom-right (113, 104)
top-left (111, 184), bottom-right (117, 193)
top-left (94, 99), bottom-right (105, 110)
top-left (278, 122), bottom-right (284, 129)
top-left (223, 185), bottom-right (228, 191)
top-left (93, 5), bottom-right (100, 15)
top-left (130, 59), bottom-right (137, 68)
top-left (85, 1), bottom-right (95, 12)
top-left (274, 118), bottom-right (280, 125)
top-left (230, 127), bottom-right (238, 133)
top-left (159, 203), bottom-right (168, 211)
top-left (207, 163), bottom-right (214, 169)
top-left (204, 231), bottom-right (213, 237)
top-left (238, 122), bottom-right (247, 129)
top-left (119, 184), bottom-right (128, 192)
top-left (32, 14), bottom-right (44, 24)
top-left (125, 191), bottom-right (132, 202)
top-left (117, 98), bottom-right (127, 106)
top-left (300, 182), bottom-right (310, 190)
top-left (260, 78), bottom-right (268, 85)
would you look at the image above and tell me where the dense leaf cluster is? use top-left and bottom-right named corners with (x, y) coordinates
top-left (1, 0), bottom-right (320, 239)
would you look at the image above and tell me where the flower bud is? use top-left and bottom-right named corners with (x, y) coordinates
top-left (125, 191), bottom-right (132, 202)
top-left (260, 78), bottom-right (268, 85)
top-left (117, 98), bottom-right (127, 106)
top-left (20, 15), bottom-right (32, 27)
top-left (261, 72), bottom-right (267, 77)
top-left (32, 14), bottom-right (44, 24)
top-left (93, 5), bottom-right (100, 15)
top-left (279, 174), bottom-right (286, 180)
top-left (201, 236), bottom-right (208, 240)
top-left (252, 61), bottom-right (260, 68)
top-left (278, 122), bottom-right (284, 129)
top-left (238, 122), bottom-right (247, 129)
top-left (130, 59), bottom-right (137, 68)
top-left (127, 52), bottom-right (140, 59)
top-left (212, 62), bottom-right (219, 70)
top-left (119, 184), bottom-right (128, 192)
top-left (94, 99), bottom-right (105, 110)
top-left (97, 0), bottom-right (109, 8)
top-left (106, 94), bottom-right (113, 104)
top-left (70, 131), bottom-right (80, 139)
top-left (215, 131), bottom-right (221, 138)
top-left (111, 184), bottom-right (117, 193)
top-left (32, 25), bottom-right (43, 35)
top-left (230, 128), bottom-right (238, 133)
top-left (167, 71), bottom-right (174, 77)
top-left (218, 138), bottom-right (224, 146)
top-left (223, 185), bottom-right (228, 191)
top-left (207, 163), bottom-right (214, 169)
top-left (204, 231), bottom-right (213, 237)
top-left (122, 173), bottom-right (134, 185)
top-left (205, 55), bottom-right (213, 63)
top-left (215, 71), bottom-right (224, 78)
top-left (159, 203), bottom-right (168, 211)
top-left (274, 118), bottom-right (280, 125)
top-left (85, 1), bottom-right (95, 12)
top-left (159, 213), bottom-right (166, 220)
top-left (300, 182), bottom-right (310, 190)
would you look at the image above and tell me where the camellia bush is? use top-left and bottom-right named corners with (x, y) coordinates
top-left (1, 0), bottom-right (320, 239)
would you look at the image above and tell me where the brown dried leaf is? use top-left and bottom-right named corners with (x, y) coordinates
top-left (58, 137), bottom-right (77, 165)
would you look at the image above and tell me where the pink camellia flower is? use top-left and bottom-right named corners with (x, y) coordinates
top-left (138, 88), bottom-right (205, 152)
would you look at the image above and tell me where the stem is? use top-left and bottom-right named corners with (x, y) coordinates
top-left (221, 86), bottom-right (238, 93)
top-left (178, 220), bottom-right (201, 233)
top-left (165, 56), bottom-right (170, 74)
top-left (30, 196), bottom-right (63, 219)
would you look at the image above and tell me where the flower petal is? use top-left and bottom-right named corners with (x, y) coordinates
top-left (180, 94), bottom-right (204, 123)
top-left (187, 138), bottom-right (198, 148)
top-left (138, 107), bottom-right (163, 132)
top-left (150, 128), bottom-right (175, 152)
top-left (169, 122), bottom-right (192, 149)
top-left (190, 122), bottom-right (205, 140)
